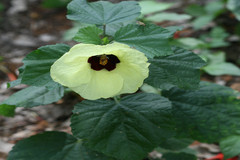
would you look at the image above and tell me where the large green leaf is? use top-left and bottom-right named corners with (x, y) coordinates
top-left (71, 93), bottom-right (175, 160)
top-left (114, 24), bottom-right (173, 58)
top-left (1, 85), bottom-right (64, 108)
top-left (8, 131), bottom-right (114, 160)
top-left (67, 0), bottom-right (140, 25)
top-left (0, 104), bottom-right (16, 117)
top-left (74, 26), bottom-right (103, 44)
top-left (145, 47), bottom-right (206, 90)
top-left (159, 137), bottom-right (193, 151)
top-left (227, 0), bottom-right (240, 21)
top-left (21, 44), bottom-right (70, 87)
top-left (220, 135), bottom-right (240, 158)
top-left (162, 152), bottom-right (197, 160)
top-left (163, 81), bottom-right (240, 143)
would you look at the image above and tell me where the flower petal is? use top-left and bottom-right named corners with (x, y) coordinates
top-left (66, 42), bottom-right (131, 58)
top-left (50, 56), bottom-right (91, 87)
top-left (112, 48), bottom-right (149, 94)
top-left (71, 70), bottom-right (124, 100)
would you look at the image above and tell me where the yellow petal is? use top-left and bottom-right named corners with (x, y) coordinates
top-left (50, 56), bottom-right (91, 87)
top-left (70, 70), bottom-right (124, 100)
top-left (111, 47), bottom-right (149, 94)
top-left (66, 42), bottom-right (131, 59)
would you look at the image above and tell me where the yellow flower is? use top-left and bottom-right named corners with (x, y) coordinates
top-left (50, 42), bottom-right (149, 100)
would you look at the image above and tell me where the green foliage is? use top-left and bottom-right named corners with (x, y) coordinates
top-left (172, 26), bottom-right (239, 76)
top-left (163, 81), bottom-right (240, 143)
top-left (227, 0), bottom-right (240, 21)
top-left (139, 0), bottom-right (191, 23)
top-left (172, 38), bottom-right (207, 50)
top-left (159, 137), bottom-right (193, 151)
top-left (41, 0), bottom-right (71, 8)
top-left (201, 51), bottom-right (240, 76)
top-left (63, 22), bottom-right (92, 41)
top-left (73, 26), bottom-right (103, 44)
top-left (0, 104), bottom-right (15, 117)
top-left (174, 27), bottom-right (229, 50)
top-left (139, 0), bottom-right (173, 15)
top-left (114, 24), bottom-right (173, 58)
top-left (67, 0), bottom-right (140, 25)
top-left (220, 135), bottom-right (240, 158)
top-left (204, 62), bottom-right (240, 76)
top-left (1, 85), bottom-right (64, 108)
top-left (184, 4), bottom-right (206, 17)
top-left (162, 152), bottom-right (197, 160)
top-left (200, 27), bottom-right (229, 48)
top-left (192, 15), bottom-right (214, 30)
top-left (145, 47), bottom-right (206, 90)
top-left (185, 1), bottom-right (225, 29)
top-left (21, 44), bottom-right (70, 87)
top-left (145, 12), bottom-right (191, 23)
top-left (8, 131), bottom-right (114, 160)
top-left (5, 0), bottom-right (240, 159)
top-left (71, 93), bottom-right (175, 160)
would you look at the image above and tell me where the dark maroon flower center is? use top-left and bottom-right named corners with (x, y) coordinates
top-left (88, 54), bottom-right (120, 71)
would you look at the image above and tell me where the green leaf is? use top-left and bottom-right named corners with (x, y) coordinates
top-left (21, 44), bottom-right (70, 87)
top-left (146, 12), bottom-right (191, 22)
top-left (201, 51), bottom-right (225, 64)
top-left (71, 93), bottom-right (175, 160)
top-left (67, 0), bottom-right (140, 25)
top-left (204, 62), bottom-right (240, 76)
top-left (145, 47), bottom-right (206, 90)
top-left (0, 104), bottom-right (16, 117)
top-left (200, 27), bottom-right (229, 48)
top-left (162, 152), bottom-right (197, 160)
top-left (227, 0), bottom-right (240, 21)
top-left (192, 15), bottom-right (214, 30)
top-left (114, 24), bottom-right (173, 58)
top-left (139, 0), bottom-right (174, 15)
top-left (184, 4), bottom-right (206, 17)
top-left (63, 22), bottom-right (92, 41)
top-left (220, 135), bottom-right (240, 158)
top-left (201, 51), bottom-right (240, 76)
top-left (159, 137), bottom-right (193, 151)
top-left (8, 131), bottom-right (114, 160)
top-left (174, 38), bottom-right (207, 49)
top-left (162, 81), bottom-right (240, 143)
top-left (1, 85), bottom-right (64, 108)
top-left (74, 26), bottom-right (103, 44)
top-left (205, 0), bottom-right (224, 15)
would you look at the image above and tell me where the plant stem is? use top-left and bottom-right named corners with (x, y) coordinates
top-left (113, 96), bottom-right (120, 104)
top-left (103, 24), bottom-right (106, 37)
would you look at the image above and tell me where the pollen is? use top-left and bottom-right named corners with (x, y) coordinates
top-left (99, 54), bottom-right (108, 66)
